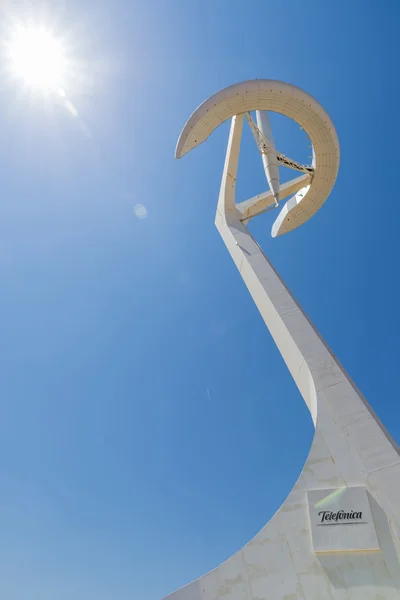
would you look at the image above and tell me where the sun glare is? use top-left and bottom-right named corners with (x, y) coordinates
top-left (6, 26), bottom-right (67, 90)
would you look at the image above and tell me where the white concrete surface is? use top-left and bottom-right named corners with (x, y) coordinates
top-left (255, 110), bottom-right (280, 206)
top-left (167, 81), bottom-right (400, 599)
top-left (175, 80), bottom-right (339, 237)
top-left (236, 173), bottom-right (311, 224)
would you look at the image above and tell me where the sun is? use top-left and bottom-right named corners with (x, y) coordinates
top-left (6, 25), bottom-right (67, 91)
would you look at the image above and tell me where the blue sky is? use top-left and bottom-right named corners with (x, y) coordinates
top-left (0, 0), bottom-right (399, 598)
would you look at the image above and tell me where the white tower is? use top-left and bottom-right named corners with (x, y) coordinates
top-left (165, 80), bottom-right (400, 599)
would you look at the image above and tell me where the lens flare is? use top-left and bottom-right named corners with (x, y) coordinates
top-left (314, 488), bottom-right (346, 509)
